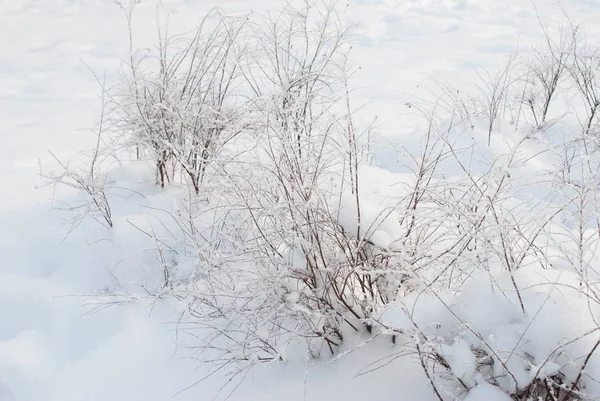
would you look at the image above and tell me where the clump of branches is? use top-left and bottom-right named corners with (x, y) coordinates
top-left (176, 0), bottom-right (398, 368)
top-left (113, 1), bottom-right (248, 194)
top-left (521, 22), bottom-right (570, 128)
top-left (41, 73), bottom-right (113, 231)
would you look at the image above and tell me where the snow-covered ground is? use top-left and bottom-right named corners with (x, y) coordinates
top-left (2, 0), bottom-right (600, 400)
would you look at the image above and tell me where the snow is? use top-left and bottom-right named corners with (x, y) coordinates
top-left (3, 0), bottom-right (600, 400)
top-left (463, 383), bottom-right (512, 401)
top-left (336, 187), bottom-right (404, 250)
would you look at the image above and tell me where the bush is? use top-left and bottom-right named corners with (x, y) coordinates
top-left (81, 2), bottom-right (600, 400)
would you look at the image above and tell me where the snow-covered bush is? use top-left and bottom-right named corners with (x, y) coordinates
top-left (154, 2), bottom-right (411, 372)
top-left (112, 2), bottom-right (248, 193)
top-left (78, 3), bottom-right (600, 399)
top-left (364, 20), bottom-right (600, 400)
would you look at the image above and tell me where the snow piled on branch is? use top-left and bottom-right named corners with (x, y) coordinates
top-left (334, 166), bottom-right (412, 250)
top-left (381, 267), bottom-right (600, 399)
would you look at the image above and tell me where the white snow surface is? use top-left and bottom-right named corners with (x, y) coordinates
top-left (3, 0), bottom-right (600, 400)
